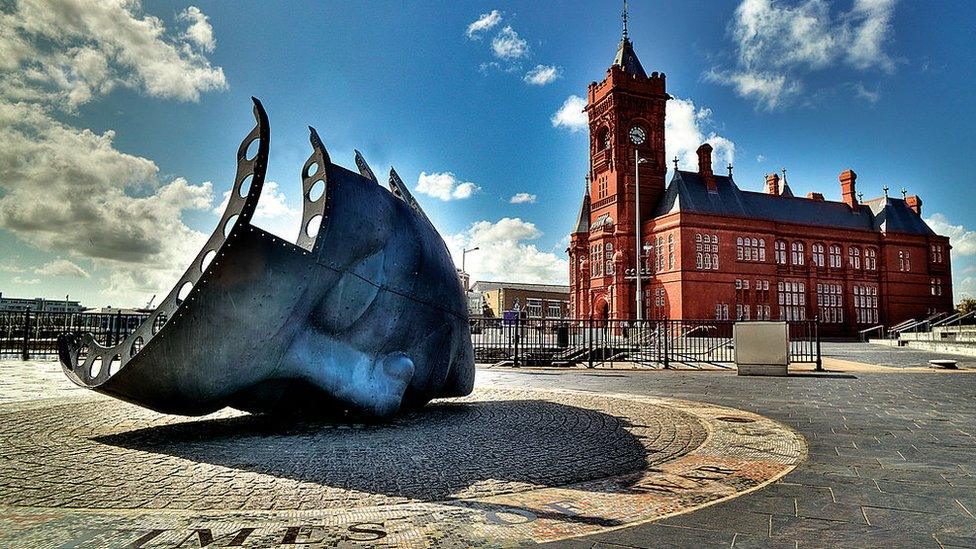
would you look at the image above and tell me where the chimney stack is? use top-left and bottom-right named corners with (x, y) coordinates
top-left (697, 143), bottom-right (716, 192)
top-left (906, 195), bottom-right (922, 216)
top-left (806, 192), bottom-right (825, 201)
top-left (839, 169), bottom-right (857, 208)
top-left (765, 173), bottom-right (780, 195)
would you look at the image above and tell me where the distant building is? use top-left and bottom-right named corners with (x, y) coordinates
top-left (456, 269), bottom-right (471, 292)
top-left (0, 293), bottom-right (85, 313)
top-left (471, 281), bottom-right (570, 319)
top-left (82, 307), bottom-right (151, 316)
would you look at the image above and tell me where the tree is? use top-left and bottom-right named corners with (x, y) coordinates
top-left (957, 298), bottom-right (976, 316)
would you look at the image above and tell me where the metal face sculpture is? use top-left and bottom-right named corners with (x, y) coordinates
top-left (58, 99), bottom-right (475, 418)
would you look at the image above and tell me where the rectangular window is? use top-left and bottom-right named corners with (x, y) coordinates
top-left (778, 281), bottom-right (807, 321)
top-left (547, 303), bottom-right (561, 318)
top-left (696, 233), bottom-right (719, 270)
top-left (817, 283), bottom-right (844, 324)
top-left (853, 285), bottom-right (879, 324)
top-left (526, 299), bottom-right (543, 318)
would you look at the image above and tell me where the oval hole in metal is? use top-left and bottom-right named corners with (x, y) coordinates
top-left (130, 336), bottom-right (144, 358)
top-left (152, 313), bottom-right (167, 335)
top-left (108, 355), bottom-right (121, 376)
top-left (238, 173), bottom-right (254, 198)
top-left (305, 162), bottom-right (318, 179)
top-left (306, 214), bottom-right (322, 238)
top-left (224, 214), bottom-right (239, 237)
top-left (201, 250), bottom-right (217, 272)
top-left (244, 138), bottom-right (260, 161)
top-left (177, 281), bottom-right (193, 303)
top-left (90, 357), bottom-right (103, 378)
top-left (308, 180), bottom-right (325, 202)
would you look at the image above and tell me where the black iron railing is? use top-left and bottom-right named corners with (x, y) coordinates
top-left (0, 311), bottom-right (149, 359)
top-left (470, 317), bottom-right (821, 369)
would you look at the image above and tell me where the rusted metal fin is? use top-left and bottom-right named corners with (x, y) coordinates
top-left (57, 98), bottom-right (273, 388)
top-left (354, 150), bottom-right (377, 182)
top-left (296, 126), bottom-right (330, 251)
top-left (389, 167), bottom-right (432, 225)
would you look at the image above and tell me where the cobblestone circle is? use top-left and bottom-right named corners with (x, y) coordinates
top-left (0, 388), bottom-right (708, 511)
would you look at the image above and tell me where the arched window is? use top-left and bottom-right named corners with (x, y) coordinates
top-left (791, 242), bottom-right (805, 265)
top-left (812, 243), bottom-right (825, 267)
top-left (828, 245), bottom-right (842, 268)
top-left (899, 250), bottom-right (911, 271)
top-left (667, 234), bottom-right (674, 270)
top-left (774, 240), bottom-right (787, 264)
top-left (849, 246), bottom-right (861, 269)
top-left (758, 239), bottom-right (766, 262)
top-left (597, 127), bottom-right (610, 151)
top-left (736, 237), bottom-right (744, 260)
top-left (865, 248), bottom-right (877, 270)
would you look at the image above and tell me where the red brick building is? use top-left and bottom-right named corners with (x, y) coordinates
top-left (568, 30), bottom-right (953, 336)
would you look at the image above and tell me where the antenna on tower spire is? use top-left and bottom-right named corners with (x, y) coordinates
top-left (622, 0), bottom-right (629, 40)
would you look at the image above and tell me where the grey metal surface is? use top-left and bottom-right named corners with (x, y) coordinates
top-left (57, 99), bottom-right (474, 418)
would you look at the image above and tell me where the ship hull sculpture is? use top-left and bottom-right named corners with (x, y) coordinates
top-left (57, 99), bottom-right (475, 418)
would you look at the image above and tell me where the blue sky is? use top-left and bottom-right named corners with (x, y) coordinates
top-left (1, 0), bottom-right (974, 308)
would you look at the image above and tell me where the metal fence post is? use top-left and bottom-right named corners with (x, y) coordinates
top-left (21, 310), bottom-right (31, 361)
top-left (513, 316), bottom-right (520, 368)
top-left (587, 320), bottom-right (594, 369)
top-left (814, 318), bottom-right (823, 371)
top-left (663, 318), bottom-right (670, 369)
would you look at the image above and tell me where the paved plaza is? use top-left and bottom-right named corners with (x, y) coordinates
top-left (0, 343), bottom-right (974, 547)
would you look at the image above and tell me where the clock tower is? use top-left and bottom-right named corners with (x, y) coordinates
top-left (570, 4), bottom-right (669, 320)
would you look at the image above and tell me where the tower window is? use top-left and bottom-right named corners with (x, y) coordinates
top-left (597, 127), bottom-right (610, 151)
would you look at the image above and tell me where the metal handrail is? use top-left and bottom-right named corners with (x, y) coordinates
top-left (858, 324), bottom-right (885, 341)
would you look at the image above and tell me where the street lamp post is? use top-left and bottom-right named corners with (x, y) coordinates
top-left (462, 246), bottom-right (480, 273)
top-left (627, 125), bottom-right (648, 321)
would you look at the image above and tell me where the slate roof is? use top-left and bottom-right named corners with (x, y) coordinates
top-left (863, 197), bottom-right (935, 235)
top-left (613, 38), bottom-right (647, 78)
top-left (652, 170), bottom-right (934, 236)
top-left (573, 193), bottom-right (590, 233)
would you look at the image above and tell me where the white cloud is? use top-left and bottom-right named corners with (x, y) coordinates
top-left (665, 97), bottom-right (736, 170)
top-left (704, 69), bottom-right (801, 111)
top-left (447, 218), bottom-right (567, 284)
top-left (756, 154), bottom-right (766, 162)
top-left (35, 259), bottom-right (90, 278)
top-left (551, 95), bottom-right (588, 132)
top-left (957, 277), bottom-right (976, 300)
top-left (509, 192), bottom-right (537, 204)
top-left (523, 64), bottom-right (561, 86)
top-left (708, 0), bottom-right (897, 109)
top-left (415, 172), bottom-right (481, 201)
top-left (491, 26), bottom-right (528, 60)
top-left (0, 0), bottom-right (226, 108)
top-left (466, 10), bottom-right (502, 39)
top-left (852, 82), bottom-right (880, 103)
top-left (178, 6), bottom-right (216, 53)
top-left (12, 276), bottom-right (40, 285)
top-left (213, 181), bottom-right (301, 243)
top-left (925, 214), bottom-right (976, 256)
top-left (925, 213), bottom-right (976, 301)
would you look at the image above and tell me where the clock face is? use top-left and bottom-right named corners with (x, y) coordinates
top-left (629, 125), bottom-right (646, 145)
